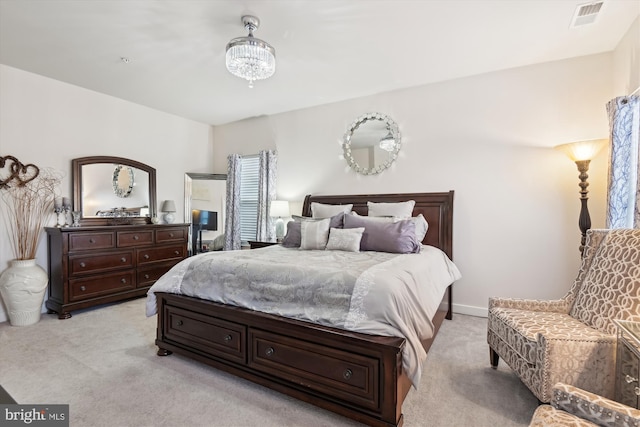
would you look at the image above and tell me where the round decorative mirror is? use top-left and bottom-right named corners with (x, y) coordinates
top-left (343, 112), bottom-right (401, 175)
top-left (112, 164), bottom-right (134, 198)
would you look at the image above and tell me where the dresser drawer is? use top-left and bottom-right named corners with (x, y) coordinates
top-left (117, 230), bottom-right (154, 247)
top-left (69, 232), bottom-right (115, 251)
top-left (156, 227), bottom-right (188, 243)
top-left (69, 251), bottom-right (134, 276)
top-left (137, 245), bottom-right (186, 265)
top-left (69, 271), bottom-right (136, 301)
top-left (249, 329), bottom-right (379, 410)
top-left (164, 305), bottom-right (246, 364)
top-left (137, 262), bottom-right (178, 287)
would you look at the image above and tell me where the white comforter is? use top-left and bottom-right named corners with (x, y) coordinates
top-left (146, 245), bottom-right (461, 386)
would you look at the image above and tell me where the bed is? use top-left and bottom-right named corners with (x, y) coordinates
top-left (149, 191), bottom-right (458, 427)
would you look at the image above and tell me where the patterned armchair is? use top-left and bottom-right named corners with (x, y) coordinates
top-left (487, 229), bottom-right (640, 402)
top-left (529, 383), bottom-right (640, 427)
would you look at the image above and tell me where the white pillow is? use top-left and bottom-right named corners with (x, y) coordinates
top-left (411, 214), bottom-right (429, 242)
top-left (311, 202), bottom-right (353, 219)
top-left (300, 218), bottom-right (331, 250)
top-left (367, 200), bottom-right (415, 218)
top-left (325, 227), bottom-right (364, 252)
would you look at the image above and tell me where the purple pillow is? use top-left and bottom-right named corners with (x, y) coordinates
top-left (282, 213), bottom-right (345, 248)
top-left (343, 214), bottom-right (420, 254)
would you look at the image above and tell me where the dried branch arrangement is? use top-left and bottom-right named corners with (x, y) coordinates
top-left (1, 155), bottom-right (61, 260)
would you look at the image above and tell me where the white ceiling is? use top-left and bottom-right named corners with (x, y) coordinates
top-left (1, 0), bottom-right (638, 126)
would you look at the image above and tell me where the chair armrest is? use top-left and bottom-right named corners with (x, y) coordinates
top-left (488, 297), bottom-right (569, 313)
top-left (552, 383), bottom-right (640, 427)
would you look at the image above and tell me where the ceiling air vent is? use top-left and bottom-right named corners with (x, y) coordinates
top-left (570, 1), bottom-right (604, 28)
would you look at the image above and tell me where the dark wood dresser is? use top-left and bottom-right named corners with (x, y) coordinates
top-left (45, 224), bottom-right (188, 319)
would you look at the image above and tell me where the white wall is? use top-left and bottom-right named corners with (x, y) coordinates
top-left (0, 64), bottom-right (213, 322)
top-left (612, 16), bottom-right (639, 96)
top-left (213, 52), bottom-right (615, 317)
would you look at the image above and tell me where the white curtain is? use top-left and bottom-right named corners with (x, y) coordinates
top-left (606, 95), bottom-right (640, 229)
top-left (256, 150), bottom-right (277, 242)
top-left (224, 154), bottom-right (241, 250)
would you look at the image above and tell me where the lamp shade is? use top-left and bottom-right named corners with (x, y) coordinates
top-left (270, 200), bottom-right (290, 218)
top-left (161, 200), bottom-right (176, 213)
top-left (555, 139), bottom-right (607, 162)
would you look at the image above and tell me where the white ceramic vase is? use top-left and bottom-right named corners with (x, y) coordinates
top-left (0, 259), bottom-right (48, 326)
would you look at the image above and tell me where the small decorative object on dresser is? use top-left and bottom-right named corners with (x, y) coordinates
top-left (45, 224), bottom-right (188, 319)
top-left (615, 320), bottom-right (640, 409)
top-left (0, 155), bottom-right (61, 326)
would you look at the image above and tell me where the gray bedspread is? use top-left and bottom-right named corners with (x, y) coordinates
top-left (146, 245), bottom-right (461, 386)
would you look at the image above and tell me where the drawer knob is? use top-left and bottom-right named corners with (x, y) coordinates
top-left (626, 374), bottom-right (638, 384)
top-left (224, 335), bottom-right (232, 342)
top-left (265, 347), bottom-right (275, 357)
top-left (343, 369), bottom-right (353, 380)
top-left (79, 262), bottom-right (86, 268)
top-left (80, 285), bottom-right (86, 291)
top-left (121, 257), bottom-right (127, 263)
top-left (169, 233), bottom-right (174, 237)
top-left (174, 250), bottom-right (180, 255)
top-left (635, 387), bottom-right (640, 396)
top-left (89, 238), bottom-right (95, 243)
top-left (121, 278), bottom-right (127, 284)
top-left (133, 235), bottom-right (139, 240)
top-left (176, 320), bottom-right (183, 326)
top-left (144, 254), bottom-right (150, 259)
top-left (144, 274), bottom-right (150, 279)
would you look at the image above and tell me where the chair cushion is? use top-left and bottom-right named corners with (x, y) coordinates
top-left (570, 230), bottom-right (640, 334)
top-left (529, 405), bottom-right (598, 427)
top-left (489, 308), bottom-right (611, 365)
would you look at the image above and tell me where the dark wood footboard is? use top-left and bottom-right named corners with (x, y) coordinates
top-left (156, 292), bottom-right (409, 426)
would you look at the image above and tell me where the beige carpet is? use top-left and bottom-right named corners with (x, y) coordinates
top-left (0, 298), bottom-right (538, 426)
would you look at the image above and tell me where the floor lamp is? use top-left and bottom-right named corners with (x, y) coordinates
top-left (555, 139), bottom-right (607, 254)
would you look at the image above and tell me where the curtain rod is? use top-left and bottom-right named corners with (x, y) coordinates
top-left (631, 85), bottom-right (640, 96)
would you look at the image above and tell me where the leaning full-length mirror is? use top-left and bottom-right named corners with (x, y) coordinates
top-left (185, 173), bottom-right (227, 255)
top-left (72, 156), bottom-right (157, 226)
top-left (343, 112), bottom-right (401, 175)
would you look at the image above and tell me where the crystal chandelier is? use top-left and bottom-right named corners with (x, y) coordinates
top-left (379, 132), bottom-right (397, 152)
top-left (225, 15), bottom-right (276, 88)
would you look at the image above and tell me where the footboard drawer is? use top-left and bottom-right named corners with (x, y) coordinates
top-left (164, 305), bottom-right (246, 364)
top-left (249, 329), bottom-right (379, 411)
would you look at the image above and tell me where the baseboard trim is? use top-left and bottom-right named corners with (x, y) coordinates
top-left (452, 303), bottom-right (488, 318)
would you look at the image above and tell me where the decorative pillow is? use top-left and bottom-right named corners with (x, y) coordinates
top-left (281, 222), bottom-right (302, 248)
top-left (411, 214), bottom-right (429, 242)
top-left (344, 214), bottom-right (420, 254)
top-left (346, 213), bottom-right (428, 242)
top-left (325, 227), bottom-right (364, 252)
top-left (311, 202), bottom-right (353, 219)
top-left (284, 214), bottom-right (345, 248)
top-left (367, 200), bottom-right (415, 218)
top-left (300, 218), bottom-right (331, 250)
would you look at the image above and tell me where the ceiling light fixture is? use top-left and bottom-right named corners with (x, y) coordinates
top-left (379, 132), bottom-right (396, 152)
top-left (225, 15), bottom-right (276, 88)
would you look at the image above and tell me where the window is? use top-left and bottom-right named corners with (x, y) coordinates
top-left (239, 155), bottom-right (259, 242)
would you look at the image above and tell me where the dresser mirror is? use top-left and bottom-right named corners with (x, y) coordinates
top-left (343, 112), bottom-right (401, 175)
top-left (72, 156), bottom-right (157, 225)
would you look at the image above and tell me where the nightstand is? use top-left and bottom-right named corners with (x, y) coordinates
top-left (614, 319), bottom-right (640, 409)
top-left (247, 240), bottom-right (279, 249)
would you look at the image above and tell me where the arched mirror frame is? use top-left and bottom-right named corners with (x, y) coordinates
top-left (72, 156), bottom-right (157, 226)
top-left (185, 173), bottom-right (227, 255)
top-left (342, 112), bottom-right (401, 175)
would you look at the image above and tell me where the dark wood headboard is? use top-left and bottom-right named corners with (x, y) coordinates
top-left (301, 191), bottom-right (454, 259)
